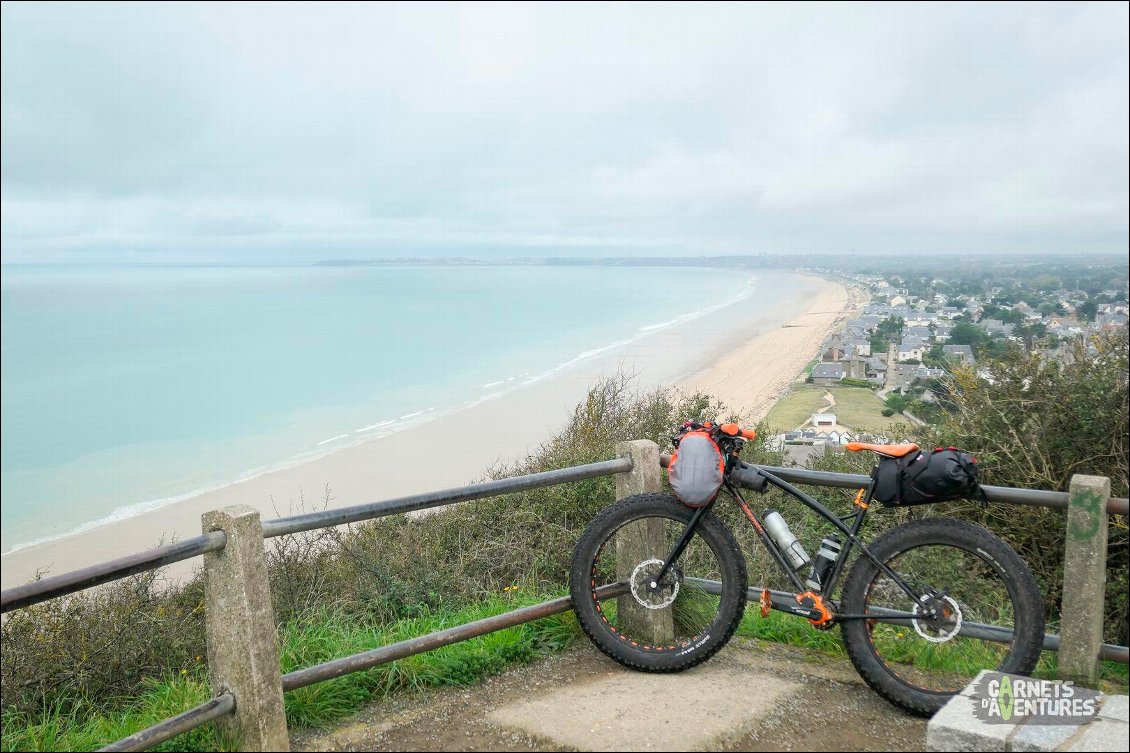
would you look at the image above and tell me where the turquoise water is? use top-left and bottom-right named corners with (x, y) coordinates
top-left (1, 264), bottom-right (793, 551)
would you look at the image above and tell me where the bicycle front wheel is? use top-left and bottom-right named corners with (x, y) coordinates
top-left (569, 493), bottom-right (747, 672)
top-left (840, 517), bottom-right (1045, 716)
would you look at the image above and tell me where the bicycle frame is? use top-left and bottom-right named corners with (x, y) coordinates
top-left (655, 458), bottom-right (933, 622)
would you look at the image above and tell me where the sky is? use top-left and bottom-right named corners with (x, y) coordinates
top-left (2, 2), bottom-right (1127, 263)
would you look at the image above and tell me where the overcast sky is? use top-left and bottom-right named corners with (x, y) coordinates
top-left (2, 2), bottom-right (1127, 262)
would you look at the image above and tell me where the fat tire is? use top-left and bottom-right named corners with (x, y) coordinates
top-left (569, 493), bottom-right (747, 672)
top-left (840, 517), bottom-right (1045, 717)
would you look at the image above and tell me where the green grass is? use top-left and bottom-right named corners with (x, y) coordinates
top-left (735, 607), bottom-right (1128, 694)
top-left (766, 385), bottom-right (902, 434)
top-left (1, 590), bottom-right (579, 753)
top-left (5, 591), bottom-right (1126, 752)
top-left (0, 677), bottom-right (230, 753)
top-left (278, 591), bottom-right (577, 729)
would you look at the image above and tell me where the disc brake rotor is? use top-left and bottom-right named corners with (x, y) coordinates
top-left (629, 559), bottom-right (680, 610)
top-left (912, 595), bottom-right (963, 643)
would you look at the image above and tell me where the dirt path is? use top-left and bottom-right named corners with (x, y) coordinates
top-left (292, 637), bottom-right (926, 752)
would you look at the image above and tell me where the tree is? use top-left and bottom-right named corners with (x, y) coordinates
top-left (923, 344), bottom-right (948, 368)
top-left (1013, 322), bottom-right (1048, 351)
top-left (1077, 298), bottom-right (1098, 322)
top-left (870, 315), bottom-right (904, 354)
top-left (884, 392), bottom-right (911, 413)
top-left (948, 321), bottom-right (989, 349)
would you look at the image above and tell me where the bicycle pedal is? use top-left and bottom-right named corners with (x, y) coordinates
top-left (759, 588), bottom-right (772, 618)
top-left (796, 591), bottom-right (834, 628)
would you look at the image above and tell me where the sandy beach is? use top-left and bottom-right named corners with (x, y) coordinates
top-left (679, 276), bottom-right (866, 422)
top-left (1, 273), bottom-right (861, 590)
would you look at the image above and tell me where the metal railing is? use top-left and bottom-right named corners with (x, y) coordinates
top-left (0, 450), bottom-right (1125, 752)
top-left (99, 694), bottom-right (235, 753)
top-left (1, 458), bottom-right (631, 613)
top-left (1, 456), bottom-right (635, 752)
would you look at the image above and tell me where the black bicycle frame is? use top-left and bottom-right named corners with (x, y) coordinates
top-left (655, 460), bottom-right (933, 616)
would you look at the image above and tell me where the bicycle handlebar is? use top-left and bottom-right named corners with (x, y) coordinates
top-left (719, 422), bottom-right (757, 440)
top-left (728, 462), bottom-right (769, 493)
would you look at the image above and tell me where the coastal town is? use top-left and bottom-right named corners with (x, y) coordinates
top-left (767, 265), bottom-right (1129, 455)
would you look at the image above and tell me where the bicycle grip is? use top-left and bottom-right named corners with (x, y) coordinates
top-left (729, 463), bottom-right (769, 493)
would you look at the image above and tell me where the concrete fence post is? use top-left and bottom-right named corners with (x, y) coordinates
top-left (613, 440), bottom-right (674, 645)
top-left (1057, 474), bottom-right (1110, 688)
top-left (202, 505), bottom-right (289, 751)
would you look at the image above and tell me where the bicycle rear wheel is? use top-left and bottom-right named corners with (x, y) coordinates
top-left (840, 518), bottom-right (1045, 716)
top-left (569, 493), bottom-right (747, 672)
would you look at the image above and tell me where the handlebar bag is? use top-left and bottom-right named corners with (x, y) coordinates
top-left (871, 448), bottom-right (982, 507)
top-left (668, 430), bottom-right (725, 508)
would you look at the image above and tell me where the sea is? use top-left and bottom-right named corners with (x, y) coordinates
top-left (0, 263), bottom-right (809, 552)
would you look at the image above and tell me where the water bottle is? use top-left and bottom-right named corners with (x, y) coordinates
top-left (763, 510), bottom-right (811, 570)
top-left (806, 535), bottom-right (843, 592)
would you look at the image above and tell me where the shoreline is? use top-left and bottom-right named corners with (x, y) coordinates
top-left (0, 272), bottom-right (858, 590)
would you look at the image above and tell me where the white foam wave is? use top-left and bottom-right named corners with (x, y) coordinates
top-left (316, 433), bottom-right (349, 446)
top-left (355, 419), bottom-right (396, 432)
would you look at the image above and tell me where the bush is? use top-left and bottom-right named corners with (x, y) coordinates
top-left (929, 328), bottom-right (1129, 644)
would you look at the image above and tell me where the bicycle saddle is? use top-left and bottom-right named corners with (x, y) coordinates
top-left (845, 442), bottom-right (920, 458)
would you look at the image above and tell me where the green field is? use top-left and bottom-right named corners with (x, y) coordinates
top-left (765, 385), bottom-right (902, 434)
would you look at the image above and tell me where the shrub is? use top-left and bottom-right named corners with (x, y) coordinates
top-left (929, 328), bottom-right (1129, 644)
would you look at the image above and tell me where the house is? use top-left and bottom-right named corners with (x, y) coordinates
top-left (811, 363), bottom-right (845, 385)
top-left (905, 326), bottom-right (933, 340)
top-left (897, 338), bottom-right (927, 362)
top-left (889, 363), bottom-right (919, 389)
top-left (889, 295), bottom-right (907, 307)
top-left (934, 324), bottom-right (954, 342)
top-left (1097, 312), bottom-right (1128, 328)
top-left (982, 319), bottom-right (1014, 337)
top-left (812, 413), bottom-right (837, 428)
top-left (840, 352), bottom-right (870, 380)
top-left (915, 365), bottom-right (945, 380)
top-left (815, 429), bottom-right (853, 445)
top-left (846, 317), bottom-right (880, 333)
top-left (844, 336), bottom-right (872, 357)
top-left (943, 344), bottom-right (974, 365)
top-left (821, 345), bottom-right (845, 362)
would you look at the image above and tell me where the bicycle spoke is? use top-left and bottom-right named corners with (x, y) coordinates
top-left (589, 514), bottom-right (728, 649)
top-left (863, 544), bottom-right (1017, 694)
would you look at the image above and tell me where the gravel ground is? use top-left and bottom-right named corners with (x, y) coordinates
top-left (291, 637), bottom-right (927, 752)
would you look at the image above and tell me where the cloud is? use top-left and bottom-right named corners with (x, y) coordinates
top-left (2, 2), bottom-right (1127, 261)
